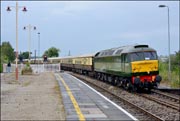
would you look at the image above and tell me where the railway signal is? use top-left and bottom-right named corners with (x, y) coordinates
top-left (44, 55), bottom-right (48, 62)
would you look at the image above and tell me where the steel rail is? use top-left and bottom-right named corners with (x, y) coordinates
top-left (152, 89), bottom-right (180, 101)
top-left (71, 73), bottom-right (164, 121)
top-left (157, 88), bottom-right (180, 95)
top-left (140, 94), bottom-right (180, 111)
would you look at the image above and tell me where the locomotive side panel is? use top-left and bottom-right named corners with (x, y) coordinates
top-left (94, 56), bottom-right (131, 77)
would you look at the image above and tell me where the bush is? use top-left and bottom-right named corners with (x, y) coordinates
top-left (159, 61), bottom-right (168, 82)
top-left (159, 61), bottom-right (179, 88)
top-left (21, 62), bottom-right (33, 75)
top-left (0, 63), bottom-right (3, 73)
top-left (171, 71), bottom-right (180, 88)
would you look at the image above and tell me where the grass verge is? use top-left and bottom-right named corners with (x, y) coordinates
top-left (159, 62), bottom-right (180, 88)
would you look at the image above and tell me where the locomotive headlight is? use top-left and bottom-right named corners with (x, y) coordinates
top-left (153, 66), bottom-right (158, 71)
top-left (132, 67), bottom-right (137, 72)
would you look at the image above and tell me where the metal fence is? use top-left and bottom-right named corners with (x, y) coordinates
top-left (3, 63), bottom-right (60, 73)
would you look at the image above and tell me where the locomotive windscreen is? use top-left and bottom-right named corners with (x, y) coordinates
top-left (130, 51), bottom-right (157, 62)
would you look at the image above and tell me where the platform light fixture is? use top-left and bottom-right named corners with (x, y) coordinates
top-left (23, 24), bottom-right (37, 62)
top-left (158, 5), bottom-right (171, 81)
top-left (37, 32), bottom-right (40, 73)
top-left (6, 2), bottom-right (27, 81)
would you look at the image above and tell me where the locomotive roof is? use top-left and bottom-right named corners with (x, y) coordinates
top-left (95, 44), bottom-right (156, 57)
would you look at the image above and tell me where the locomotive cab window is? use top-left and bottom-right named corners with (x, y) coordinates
top-left (130, 51), bottom-right (157, 62)
top-left (144, 51), bottom-right (157, 60)
top-left (121, 54), bottom-right (130, 63)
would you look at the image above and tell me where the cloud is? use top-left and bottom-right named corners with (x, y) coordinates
top-left (50, 1), bottom-right (100, 16)
top-left (118, 32), bottom-right (146, 40)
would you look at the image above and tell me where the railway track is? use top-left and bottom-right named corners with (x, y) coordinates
top-left (150, 89), bottom-right (180, 111)
top-left (139, 93), bottom-right (180, 111)
top-left (157, 88), bottom-right (180, 95)
top-left (70, 72), bottom-right (179, 120)
top-left (70, 72), bottom-right (164, 121)
top-left (134, 89), bottom-right (180, 111)
top-left (151, 89), bottom-right (180, 101)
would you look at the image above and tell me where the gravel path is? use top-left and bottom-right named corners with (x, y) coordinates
top-left (1, 72), bottom-right (65, 120)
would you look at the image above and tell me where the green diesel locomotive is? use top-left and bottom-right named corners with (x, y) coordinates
top-left (94, 44), bottom-right (161, 91)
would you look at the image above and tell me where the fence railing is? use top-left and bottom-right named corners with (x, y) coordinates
top-left (3, 63), bottom-right (60, 73)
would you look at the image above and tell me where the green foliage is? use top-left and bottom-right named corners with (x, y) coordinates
top-left (170, 71), bottom-right (180, 88)
top-left (43, 47), bottom-right (60, 57)
top-left (21, 62), bottom-right (32, 75)
top-left (26, 62), bottom-right (30, 67)
top-left (0, 41), bottom-right (15, 63)
top-left (19, 51), bottom-right (29, 59)
top-left (171, 51), bottom-right (180, 72)
top-left (159, 61), bottom-right (169, 82)
top-left (159, 51), bottom-right (180, 88)
top-left (0, 63), bottom-right (3, 73)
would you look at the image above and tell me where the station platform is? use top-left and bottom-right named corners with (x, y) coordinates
top-left (55, 72), bottom-right (137, 121)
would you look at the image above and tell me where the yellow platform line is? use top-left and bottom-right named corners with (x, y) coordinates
top-left (57, 74), bottom-right (85, 121)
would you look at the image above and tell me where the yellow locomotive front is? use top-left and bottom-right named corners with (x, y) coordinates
top-left (130, 50), bottom-right (162, 89)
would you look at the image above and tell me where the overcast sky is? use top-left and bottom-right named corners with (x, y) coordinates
top-left (1, 1), bottom-right (179, 57)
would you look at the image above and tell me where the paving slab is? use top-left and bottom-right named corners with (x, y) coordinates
top-left (55, 72), bottom-right (137, 121)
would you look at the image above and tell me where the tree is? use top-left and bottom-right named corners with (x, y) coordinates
top-left (0, 41), bottom-right (15, 63)
top-left (43, 47), bottom-right (60, 57)
top-left (170, 51), bottom-right (180, 71)
top-left (175, 51), bottom-right (180, 66)
top-left (19, 51), bottom-right (29, 59)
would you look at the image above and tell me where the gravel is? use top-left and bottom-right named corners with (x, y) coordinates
top-left (1, 72), bottom-right (65, 120)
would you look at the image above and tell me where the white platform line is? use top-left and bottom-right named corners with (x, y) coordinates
top-left (67, 73), bottom-right (138, 121)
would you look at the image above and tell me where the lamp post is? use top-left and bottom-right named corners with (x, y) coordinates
top-left (7, 2), bottom-right (27, 81)
top-left (23, 24), bottom-right (36, 62)
top-left (37, 32), bottom-right (40, 73)
top-left (159, 5), bottom-right (171, 81)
